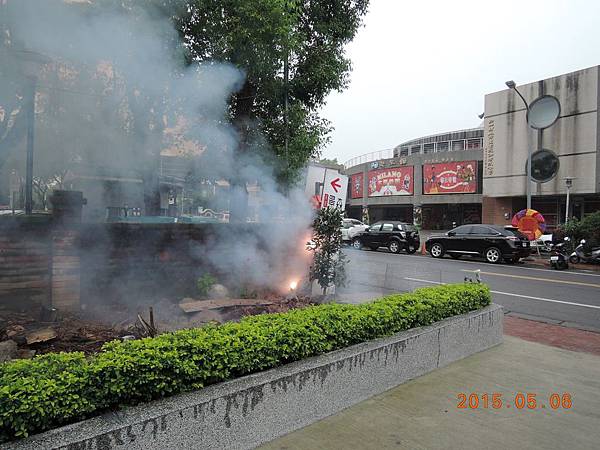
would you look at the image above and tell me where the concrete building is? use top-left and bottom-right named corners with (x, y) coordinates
top-left (482, 65), bottom-right (600, 228)
top-left (344, 128), bottom-right (483, 229)
top-left (344, 65), bottom-right (600, 230)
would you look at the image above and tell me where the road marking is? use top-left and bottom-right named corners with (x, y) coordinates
top-left (462, 270), bottom-right (600, 289)
top-left (404, 277), bottom-right (443, 285)
top-left (489, 290), bottom-right (600, 310)
top-left (359, 250), bottom-right (600, 278)
top-left (403, 277), bottom-right (600, 310)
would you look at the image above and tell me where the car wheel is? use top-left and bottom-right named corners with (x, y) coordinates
top-left (352, 238), bottom-right (362, 250)
top-left (405, 243), bottom-right (417, 254)
top-left (389, 240), bottom-right (400, 254)
top-left (485, 247), bottom-right (502, 264)
top-left (569, 255), bottom-right (580, 264)
top-left (450, 254), bottom-right (461, 259)
top-left (430, 243), bottom-right (444, 258)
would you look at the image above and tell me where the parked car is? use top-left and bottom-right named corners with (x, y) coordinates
top-left (425, 224), bottom-right (531, 263)
top-left (351, 221), bottom-right (420, 254)
top-left (341, 218), bottom-right (369, 242)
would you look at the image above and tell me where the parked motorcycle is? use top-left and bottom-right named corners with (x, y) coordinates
top-left (549, 237), bottom-right (570, 270)
top-left (569, 239), bottom-right (600, 264)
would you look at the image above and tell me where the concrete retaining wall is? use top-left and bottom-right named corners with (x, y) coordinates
top-left (5, 304), bottom-right (503, 450)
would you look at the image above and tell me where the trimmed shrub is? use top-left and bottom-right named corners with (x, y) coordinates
top-left (0, 283), bottom-right (491, 442)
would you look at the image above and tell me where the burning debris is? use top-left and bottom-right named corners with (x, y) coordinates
top-left (0, 282), bottom-right (316, 361)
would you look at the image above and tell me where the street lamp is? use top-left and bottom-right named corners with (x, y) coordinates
top-left (12, 47), bottom-right (51, 214)
top-left (505, 80), bottom-right (532, 210)
top-left (564, 177), bottom-right (575, 223)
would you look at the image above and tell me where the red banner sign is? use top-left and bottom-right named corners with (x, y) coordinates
top-left (350, 173), bottom-right (363, 198)
top-left (423, 161), bottom-right (477, 194)
top-left (368, 167), bottom-right (414, 197)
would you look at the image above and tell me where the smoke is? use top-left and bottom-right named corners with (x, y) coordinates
top-left (0, 0), bottom-right (314, 302)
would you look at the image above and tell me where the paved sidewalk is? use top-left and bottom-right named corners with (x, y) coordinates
top-left (504, 315), bottom-right (600, 355)
top-left (260, 336), bottom-right (600, 450)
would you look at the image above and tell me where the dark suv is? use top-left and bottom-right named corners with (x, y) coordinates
top-left (352, 221), bottom-right (420, 254)
top-left (425, 224), bottom-right (530, 263)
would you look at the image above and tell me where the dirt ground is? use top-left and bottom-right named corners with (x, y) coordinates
top-left (0, 294), bottom-right (315, 359)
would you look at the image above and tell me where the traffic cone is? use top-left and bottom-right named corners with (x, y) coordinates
top-left (421, 242), bottom-right (427, 255)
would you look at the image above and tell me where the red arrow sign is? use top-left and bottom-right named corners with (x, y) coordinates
top-left (330, 177), bottom-right (342, 193)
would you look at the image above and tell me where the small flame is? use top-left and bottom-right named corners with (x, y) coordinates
top-left (289, 280), bottom-right (298, 290)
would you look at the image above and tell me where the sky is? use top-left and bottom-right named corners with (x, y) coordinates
top-left (320, 0), bottom-right (600, 165)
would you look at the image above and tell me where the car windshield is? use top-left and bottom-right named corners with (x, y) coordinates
top-left (402, 224), bottom-right (416, 232)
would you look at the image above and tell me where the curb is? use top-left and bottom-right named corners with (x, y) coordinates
top-left (4, 305), bottom-right (503, 450)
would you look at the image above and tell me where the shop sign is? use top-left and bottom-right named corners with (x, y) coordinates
top-left (350, 173), bottom-right (363, 199)
top-left (423, 161), bottom-right (477, 194)
top-left (320, 170), bottom-right (348, 211)
top-left (368, 167), bottom-right (414, 197)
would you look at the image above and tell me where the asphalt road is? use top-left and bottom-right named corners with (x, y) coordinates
top-left (338, 246), bottom-right (600, 331)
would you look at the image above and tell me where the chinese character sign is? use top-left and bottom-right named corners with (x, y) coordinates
top-left (320, 170), bottom-right (348, 211)
top-left (423, 161), bottom-right (477, 194)
top-left (367, 167), bottom-right (414, 197)
top-left (351, 173), bottom-right (363, 199)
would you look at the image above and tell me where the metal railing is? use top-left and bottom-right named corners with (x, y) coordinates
top-left (343, 148), bottom-right (394, 169)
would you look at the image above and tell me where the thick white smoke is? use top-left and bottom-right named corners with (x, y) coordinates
top-left (1, 0), bottom-right (314, 297)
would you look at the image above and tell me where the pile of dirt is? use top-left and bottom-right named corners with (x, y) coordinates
top-left (0, 294), bottom-right (316, 361)
top-left (0, 307), bottom-right (133, 358)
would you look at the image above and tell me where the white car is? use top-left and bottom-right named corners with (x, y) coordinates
top-left (342, 218), bottom-right (369, 242)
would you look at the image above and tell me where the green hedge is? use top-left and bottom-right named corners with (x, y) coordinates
top-left (0, 283), bottom-right (491, 442)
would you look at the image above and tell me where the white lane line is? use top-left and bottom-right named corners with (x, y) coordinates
top-left (404, 277), bottom-right (443, 285)
top-left (403, 277), bottom-right (600, 310)
top-left (460, 270), bottom-right (600, 288)
top-left (386, 252), bottom-right (600, 278)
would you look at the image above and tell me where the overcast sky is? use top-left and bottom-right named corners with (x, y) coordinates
top-left (320, 0), bottom-right (600, 164)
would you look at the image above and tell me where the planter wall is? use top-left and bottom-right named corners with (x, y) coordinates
top-left (5, 304), bottom-right (503, 450)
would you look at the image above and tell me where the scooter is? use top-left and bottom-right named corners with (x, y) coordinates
top-left (569, 239), bottom-right (600, 264)
top-left (549, 237), bottom-right (569, 270)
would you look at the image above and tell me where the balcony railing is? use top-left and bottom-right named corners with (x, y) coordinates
top-left (343, 149), bottom-right (394, 169)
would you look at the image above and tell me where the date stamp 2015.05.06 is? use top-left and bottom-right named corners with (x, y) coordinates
top-left (457, 392), bottom-right (572, 410)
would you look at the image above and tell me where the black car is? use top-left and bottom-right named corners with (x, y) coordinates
top-left (425, 224), bottom-right (530, 264)
top-left (352, 221), bottom-right (420, 254)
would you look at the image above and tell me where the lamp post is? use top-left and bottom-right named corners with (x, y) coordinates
top-left (564, 177), bottom-right (575, 224)
top-left (12, 48), bottom-right (51, 214)
top-left (505, 80), bottom-right (532, 210)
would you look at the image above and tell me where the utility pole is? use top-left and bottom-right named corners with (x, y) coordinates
top-left (564, 177), bottom-right (575, 223)
top-left (505, 80), bottom-right (532, 210)
top-left (284, 50), bottom-right (289, 159)
top-left (25, 76), bottom-right (36, 215)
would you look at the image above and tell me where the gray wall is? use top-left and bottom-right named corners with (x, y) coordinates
top-left (483, 65), bottom-right (600, 197)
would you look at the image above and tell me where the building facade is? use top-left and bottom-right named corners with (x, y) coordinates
top-left (345, 128), bottom-right (484, 229)
top-left (344, 65), bottom-right (600, 230)
top-left (482, 66), bottom-right (600, 228)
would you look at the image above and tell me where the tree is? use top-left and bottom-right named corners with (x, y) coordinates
top-left (0, 1), bottom-right (27, 172)
top-left (309, 207), bottom-right (347, 294)
top-left (32, 169), bottom-right (69, 210)
top-left (182, 0), bottom-right (369, 217)
top-left (560, 211), bottom-right (600, 251)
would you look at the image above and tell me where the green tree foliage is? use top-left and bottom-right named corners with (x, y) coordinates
top-left (181, 0), bottom-right (369, 185)
top-left (309, 207), bottom-right (347, 294)
top-left (560, 211), bottom-right (600, 250)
